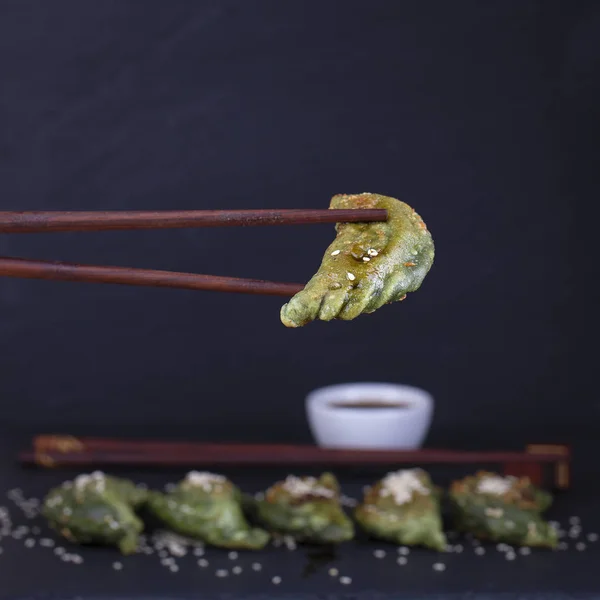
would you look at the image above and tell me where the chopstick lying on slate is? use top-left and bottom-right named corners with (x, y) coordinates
top-left (0, 209), bottom-right (388, 233)
top-left (0, 208), bottom-right (387, 294)
top-left (22, 435), bottom-right (571, 490)
top-left (0, 256), bottom-right (304, 296)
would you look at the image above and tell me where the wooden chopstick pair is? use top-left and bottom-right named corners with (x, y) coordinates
top-left (0, 209), bottom-right (387, 296)
top-left (21, 434), bottom-right (572, 490)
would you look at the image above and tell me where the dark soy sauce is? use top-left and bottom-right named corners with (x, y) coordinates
top-left (329, 400), bottom-right (410, 409)
top-left (302, 545), bottom-right (338, 578)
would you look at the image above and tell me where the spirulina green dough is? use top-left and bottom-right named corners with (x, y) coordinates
top-left (41, 472), bottom-right (147, 555)
top-left (147, 471), bottom-right (270, 550)
top-left (354, 469), bottom-right (447, 551)
top-left (251, 473), bottom-right (354, 544)
top-left (280, 193), bottom-right (434, 327)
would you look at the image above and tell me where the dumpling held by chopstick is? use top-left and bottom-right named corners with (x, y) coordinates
top-left (280, 193), bottom-right (434, 327)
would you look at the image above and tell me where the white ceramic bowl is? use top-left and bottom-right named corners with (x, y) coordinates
top-left (306, 382), bottom-right (434, 450)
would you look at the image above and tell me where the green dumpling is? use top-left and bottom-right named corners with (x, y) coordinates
top-left (253, 473), bottom-right (354, 544)
top-left (280, 193), bottom-right (434, 327)
top-left (449, 471), bottom-right (557, 548)
top-left (354, 469), bottom-right (446, 551)
top-left (147, 471), bottom-right (269, 550)
top-left (42, 472), bottom-right (147, 555)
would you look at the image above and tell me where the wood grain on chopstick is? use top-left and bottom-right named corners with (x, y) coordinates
top-left (0, 209), bottom-right (388, 233)
top-left (0, 257), bottom-right (304, 296)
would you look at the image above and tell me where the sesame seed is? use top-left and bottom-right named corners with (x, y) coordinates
top-left (72, 555), bottom-right (83, 564)
top-left (397, 556), bottom-right (407, 565)
top-left (228, 551), bottom-right (238, 560)
top-left (216, 569), bottom-right (228, 578)
top-left (367, 249), bottom-right (378, 257)
top-left (433, 563), bottom-right (446, 571)
top-left (587, 533), bottom-right (598, 542)
top-left (40, 538), bottom-right (54, 547)
top-left (232, 566), bottom-right (242, 575)
top-left (169, 565), bottom-right (179, 573)
top-left (374, 549), bottom-right (386, 558)
top-left (331, 250), bottom-right (341, 256)
top-left (576, 542), bottom-right (587, 551)
top-left (363, 256), bottom-right (371, 262)
top-left (569, 529), bottom-right (581, 538)
top-left (505, 552), bottom-right (516, 561)
top-left (193, 547), bottom-right (204, 556)
top-left (329, 567), bottom-right (339, 576)
top-left (346, 272), bottom-right (355, 281)
top-left (112, 562), bottom-right (123, 571)
top-left (398, 546), bottom-right (410, 555)
top-left (454, 544), bottom-right (463, 553)
top-left (474, 547), bottom-right (485, 555)
top-left (272, 576), bottom-right (282, 585)
top-left (519, 547), bottom-right (531, 555)
top-left (252, 562), bottom-right (262, 571)
top-left (558, 542), bottom-right (568, 550)
top-left (569, 516), bottom-right (581, 525)
top-left (24, 538), bottom-right (36, 548)
top-left (340, 576), bottom-right (352, 585)
top-left (54, 547), bottom-right (65, 555)
top-left (198, 558), bottom-right (209, 567)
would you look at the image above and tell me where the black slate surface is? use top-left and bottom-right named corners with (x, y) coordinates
top-left (1, 439), bottom-right (599, 599)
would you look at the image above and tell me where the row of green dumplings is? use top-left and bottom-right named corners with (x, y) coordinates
top-left (41, 468), bottom-right (558, 555)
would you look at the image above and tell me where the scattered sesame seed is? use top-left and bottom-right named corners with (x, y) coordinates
top-left (433, 563), bottom-right (446, 572)
top-left (112, 562), bottom-right (123, 571)
top-left (329, 567), bottom-right (339, 576)
top-left (569, 529), bottom-right (581, 538)
top-left (340, 576), bottom-right (352, 585)
top-left (363, 256), bottom-right (371, 262)
top-left (454, 544), bottom-right (463, 553)
top-left (40, 538), bottom-right (54, 547)
top-left (24, 538), bottom-right (36, 548)
top-left (228, 551), bottom-right (238, 560)
top-left (367, 249), bottom-right (378, 257)
top-left (272, 576), bottom-right (282, 585)
top-left (398, 546), bottom-right (410, 555)
top-left (374, 549), bottom-right (386, 558)
top-left (72, 555), bottom-right (83, 564)
top-left (232, 566), bottom-right (242, 575)
top-left (558, 542), bottom-right (568, 550)
top-left (569, 516), bottom-right (581, 525)
top-left (576, 542), bottom-right (587, 551)
top-left (216, 569), bottom-right (228, 578)
top-left (397, 556), bottom-right (407, 565)
top-left (519, 547), bottom-right (531, 555)
top-left (505, 552), bottom-right (516, 561)
top-left (54, 547), bottom-right (65, 555)
top-left (252, 562), bottom-right (262, 571)
top-left (346, 272), bottom-right (355, 281)
top-left (331, 250), bottom-right (341, 256)
top-left (474, 547), bottom-right (485, 555)
top-left (169, 565), bottom-right (179, 573)
top-left (587, 533), bottom-right (598, 542)
top-left (198, 559), bottom-right (209, 567)
top-left (193, 547), bottom-right (205, 556)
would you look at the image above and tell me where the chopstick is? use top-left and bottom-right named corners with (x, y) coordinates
top-left (0, 209), bottom-right (388, 233)
top-left (0, 256), bottom-right (304, 296)
top-left (22, 436), bottom-right (571, 492)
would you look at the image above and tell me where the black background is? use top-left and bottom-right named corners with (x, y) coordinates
top-left (1, 0), bottom-right (598, 447)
